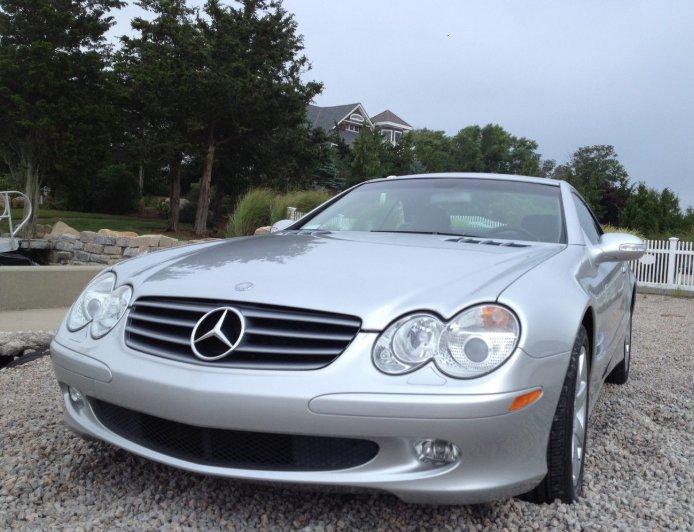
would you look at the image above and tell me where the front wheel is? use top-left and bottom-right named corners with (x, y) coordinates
top-left (524, 325), bottom-right (590, 504)
top-left (606, 311), bottom-right (632, 385)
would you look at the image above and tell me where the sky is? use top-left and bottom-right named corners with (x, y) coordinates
top-left (110, 1), bottom-right (694, 208)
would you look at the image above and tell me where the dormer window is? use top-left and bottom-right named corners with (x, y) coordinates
top-left (346, 123), bottom-right (361, 133)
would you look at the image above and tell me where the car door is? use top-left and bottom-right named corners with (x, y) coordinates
top-left (572, 194), bottom-right (624, 406)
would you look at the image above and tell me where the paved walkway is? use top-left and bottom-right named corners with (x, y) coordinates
top-left (0, 308), bottom-right (68, 332)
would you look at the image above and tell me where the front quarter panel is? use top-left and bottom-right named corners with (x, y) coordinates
top-left (498, 245), bottom-right (591, 358)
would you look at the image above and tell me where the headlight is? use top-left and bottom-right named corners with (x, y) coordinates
top-left (67, 272), bottom-right (133, 338)
top-left (372, 305), bottom-right (520, 378)
top-left (373, 314), bottom-right (443, 374)
top-left (436, 305), bottom-right (519, 378)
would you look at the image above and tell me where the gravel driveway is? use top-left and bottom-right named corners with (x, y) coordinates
top-left (1, 294), bottom-right (692, 530)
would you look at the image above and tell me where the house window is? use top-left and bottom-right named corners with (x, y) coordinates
top-left (380, 129), bottom-right (393, 142)
top-left (350, 113), bottom-right (364, 123)
top-left (393, 131), bottom-right (403, 143)
top-left (346, 123), bottom-right (361, 133)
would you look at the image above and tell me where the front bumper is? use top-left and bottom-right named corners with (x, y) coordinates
top-left (50, 330), bottom-right (570, 504)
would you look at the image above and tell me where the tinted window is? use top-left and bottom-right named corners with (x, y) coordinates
top-left (299, 178), bottom-right (566, 244)
top-left (573, 194), bottom-right (602, 244)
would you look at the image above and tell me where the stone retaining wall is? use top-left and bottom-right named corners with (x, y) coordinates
top-left (19, 230), bottom-right (186, 265)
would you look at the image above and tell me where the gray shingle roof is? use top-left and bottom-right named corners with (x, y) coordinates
top-left (306, 103), bottom-right (361, 132)
top-left (370, 109), bottom-right (412, 129)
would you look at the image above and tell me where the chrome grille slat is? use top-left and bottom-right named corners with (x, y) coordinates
top-left (234, 345), bottom-right (343, 356)
top-left (125, 297), bottom-right (361, 370)
top-left (128, 312), bottom-right (197, 328)
top-left (132, 299), bottom-right (218, 313)
top-left (241, 308), bottom-right (360, 327)
top-left (127, 325), bottom-right (190, 346)
top-left (245, 326), bottom-right (354, 342)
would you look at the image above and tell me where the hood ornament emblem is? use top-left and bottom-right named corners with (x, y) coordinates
top-left (190, 307), bottom-right (245, 361)
top-left (235, 281), bottom-right (254, 291)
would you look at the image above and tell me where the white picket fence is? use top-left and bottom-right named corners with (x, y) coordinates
top-left (629, 237), bottom-right (694, 292)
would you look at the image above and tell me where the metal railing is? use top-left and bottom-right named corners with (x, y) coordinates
top-left (0, 190), bottom-right (32, 253)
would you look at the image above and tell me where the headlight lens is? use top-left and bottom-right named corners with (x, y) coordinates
top-left (372, 305), bottom-right (520, 378)
top-left (67, 272), bottom-right (132, 338)
top-left (91, 285), bottom-right (133, 338)
top-left (436, 305), bottom-right (519, 378)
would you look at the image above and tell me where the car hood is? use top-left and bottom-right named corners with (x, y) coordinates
top-left (119, 232), bottom-right (563, 330)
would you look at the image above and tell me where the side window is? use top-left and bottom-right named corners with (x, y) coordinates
top-left (572, 194), bottom-right (602, 245)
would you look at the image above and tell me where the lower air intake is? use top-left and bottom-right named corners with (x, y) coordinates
top-left (90, 399), bottom-right (379, 471)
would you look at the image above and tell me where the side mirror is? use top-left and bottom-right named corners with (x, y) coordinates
top-left (592, 233), bottom-right (646, 264)
top-left (270, 219), bottom-right (294, 233)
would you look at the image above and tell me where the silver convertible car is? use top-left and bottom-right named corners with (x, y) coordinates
top-left (51, 173), bottom-right (645, 504)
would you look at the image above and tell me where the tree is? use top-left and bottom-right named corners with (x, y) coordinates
top-left (384, 132), bottom-right (417, 175)
top-left (350, 126), bottom-right (388, 183)
top-left (116, 0), bottom-right (202, 232)
top-left (619, 183), bottom-right (662, 235)
top-left (555, 145), bottom-right (630, 224)
top-left (191, 0), bottom-right (321, 236)
top-left (409, 129), bottom-right (454, 172)
top-left (0, 0), bottom-right (123, 234)
top-left (451, 124), bottom-right (541, 175)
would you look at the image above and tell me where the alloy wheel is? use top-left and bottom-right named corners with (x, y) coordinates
top-left (572, 345), bottom-right (588, 487)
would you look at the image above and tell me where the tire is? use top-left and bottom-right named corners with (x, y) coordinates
top-left (524, 325), bottom-right (590, 504)
top-left (606, 310), bottom-right (632, 385)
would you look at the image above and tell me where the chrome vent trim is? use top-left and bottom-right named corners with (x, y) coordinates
top-left (125, 297), bottom-right (361, 370)
top-left (446, 237), bottom-right (529, 248)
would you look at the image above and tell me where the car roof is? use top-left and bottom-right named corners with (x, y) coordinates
top-left (368, 172), bottom-right (562, 187)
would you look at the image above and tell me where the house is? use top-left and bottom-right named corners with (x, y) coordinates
top-left (371, 109), bottom-right (413, 145)
top-left (306, 103), bottom-right (412, 146)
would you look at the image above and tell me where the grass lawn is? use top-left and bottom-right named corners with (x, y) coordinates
top-left (11, 208), bottom-right (197, 239)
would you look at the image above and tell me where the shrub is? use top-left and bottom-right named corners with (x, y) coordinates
top-left (602, 225), bottom-right (646, 240)
top-left (228, 188), bottom-right (275, 236)
top-left (228, 188), bottom-right (334, 237)
top-left (89, 164), bottom-right (140, 214)
top-left (269, 189), bottom-right (333, 223)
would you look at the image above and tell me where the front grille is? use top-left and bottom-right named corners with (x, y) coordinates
top-left (124, 297), bottom-right (361, 370)
top-left (91, 399), bottom-right (379, 471)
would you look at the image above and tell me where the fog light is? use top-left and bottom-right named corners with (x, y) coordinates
top-left (414, 439), bottom-right (460, 465)
top-left (68, 387), bottom-right (84, 405)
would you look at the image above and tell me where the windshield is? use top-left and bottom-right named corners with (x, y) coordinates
top-left (299, 178), bottom-right (565, 243)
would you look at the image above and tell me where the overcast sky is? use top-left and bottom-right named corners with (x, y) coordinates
top-left (111, 1), bottom-right (694, 208)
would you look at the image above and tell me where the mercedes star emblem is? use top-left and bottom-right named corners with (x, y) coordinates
top-left (190, 307), bottom-right (245, 361)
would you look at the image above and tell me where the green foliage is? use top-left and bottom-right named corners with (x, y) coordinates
top-left (228, 188), bottom-right (276, 237)
top-left (189, 0), bottom-right (322, 234)
top-left (11, 207), bottom-right (194, 237)
top-left (405, 124), bottom-right (543, 177)
top-left (602, 224), bottom-right (645, 240)
top-left (0, 0), bottom-right (124, 230)
top-left (409, 129), bottom-right (455, 172)
top-left (89, 164), bottom-right (141, 214)
top-left (269, 189), bottom-right (332, 223)
top-left (618, 182), bottom-right (693, 238)
top-left (350, 127), bottom-right (388, 183)
top-left (0, 172), bottom-right (17, 190)
top-left (551, 145), bottom-right (630, 224)
top-left (228, 187), bottom-right (333, 236)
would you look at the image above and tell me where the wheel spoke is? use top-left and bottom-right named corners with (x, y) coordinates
top-left (572, 345), bottom-right (589, 486)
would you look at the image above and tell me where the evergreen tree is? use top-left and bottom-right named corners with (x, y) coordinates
top-left (0, 0), bottom-right (123, 233)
